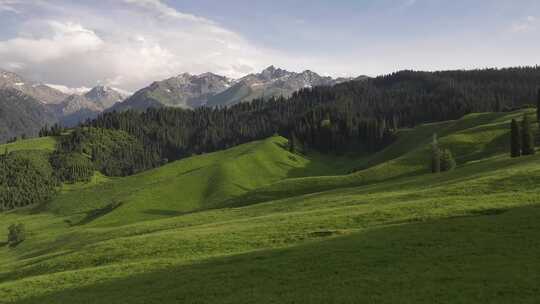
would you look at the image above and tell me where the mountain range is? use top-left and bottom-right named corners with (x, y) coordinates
top-left (0, 66), bottom-right (363, 142)
top-left (111, 66), bottom-right (362, 111)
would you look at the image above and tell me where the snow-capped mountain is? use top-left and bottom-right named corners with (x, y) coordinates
top-left (206, 66), bottom-right (351, 107)
top-left (0, 70), bottom-right (69, 104)
top-left (0, 69), bottom-right (130, 130)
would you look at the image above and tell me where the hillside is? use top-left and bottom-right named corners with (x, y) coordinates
top-left (0, 109), bottom-right (539, 303)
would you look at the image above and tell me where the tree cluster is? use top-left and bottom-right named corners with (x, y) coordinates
top-left (49, 151), bottom-right (95, 183)
top-left (0, 151), bottom-right (57, 210)
top-left (59, 127), bottom-right (161, 176)
top-left (39, 124), bottom-right (65, 137)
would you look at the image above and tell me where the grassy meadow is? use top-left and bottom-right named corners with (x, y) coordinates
top-left (0, 109), bottom-right (539, 303)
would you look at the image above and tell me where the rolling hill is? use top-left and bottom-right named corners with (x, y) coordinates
top-left (0, 109), bottom-right (539, 303)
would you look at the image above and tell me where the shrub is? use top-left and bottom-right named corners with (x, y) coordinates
top-left (7, 223), bottom-right (26, 245)
top-left (441, 149), bottom-right (456, 172)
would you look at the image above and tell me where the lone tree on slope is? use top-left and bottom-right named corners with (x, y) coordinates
top-left (521, 114), bottom-right (536, 156)
top-left (510, 119), bottom-right (522, 158)
top-left (441, 149), bottom-right (456, 172)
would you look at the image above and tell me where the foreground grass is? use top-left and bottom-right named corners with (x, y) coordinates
top-left (0, 109), bottom-right (539, 303)
top-left (12, 205), bottom-right (540, 304)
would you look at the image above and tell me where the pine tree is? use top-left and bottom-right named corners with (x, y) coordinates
top-left (289, 133), bottom-right (296, 153)
top-left (441, 149), bottom-right (456, 172)
top-left (521, 114), bottom-right (535, 155)
top-left (510, 119), bottom-right (521, 158)
top-left (537, 88), bottom-right (540, 123)
top-left (431, 134), bottom-right (441, 173)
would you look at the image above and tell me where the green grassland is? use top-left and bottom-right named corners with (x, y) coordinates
top-left (0, 110), bottom-right (539, 303)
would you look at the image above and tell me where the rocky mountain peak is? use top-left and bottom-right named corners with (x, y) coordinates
top-left (259, 65), bottom-right (290, 80)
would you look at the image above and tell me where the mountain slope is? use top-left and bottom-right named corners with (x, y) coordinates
top-left (0, 88), bottom-right (58, 142)
top-left (112, 73), bottom-right (234, 111)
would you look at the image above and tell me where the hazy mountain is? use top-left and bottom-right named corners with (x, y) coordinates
top-left (0, 70), bottom-right (68, 104)
top-left (84, 85), bottom-right (129, 109)
top-left (0, 88), bottom-right (58, 142)
top-left (111, 72), bottom-right (234, 112)
top-left (112, 66), bottom-right (358, 111)
top-left (52, 86), bottom-right (129, 126)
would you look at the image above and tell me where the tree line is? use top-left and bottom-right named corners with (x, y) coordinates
top-left (70, 66), bottom-right (540, 176)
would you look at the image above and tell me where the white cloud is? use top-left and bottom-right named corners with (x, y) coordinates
top-left (123, 0), bottom-right (213, 24)
top-left (0, 21), bottom-right (104, 63)
top-left (0, 0), bottom-right (271, 91)
top-left (46, 84), bottom-right (91, 95)
top-left (510, 16), bottom-right (537, 33)
top-left (0, 0), bottom-right (20, 13)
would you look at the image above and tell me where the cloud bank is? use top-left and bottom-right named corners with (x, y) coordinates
top-left (0, 0), bottom-right (269, 91)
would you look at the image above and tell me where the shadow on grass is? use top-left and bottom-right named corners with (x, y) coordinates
top-left (13, 205), bottom-right (540, 304)
top-left (73, 201), bottom-right (123, 226)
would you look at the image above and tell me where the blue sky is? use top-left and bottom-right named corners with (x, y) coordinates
top-left (0, 0), bottom-right (538, 91)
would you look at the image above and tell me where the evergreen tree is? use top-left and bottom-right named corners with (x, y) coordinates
top-left (289, 133), bottom-right (296, 153)
top-left (537, 88), bottom-right (540, 123)
top-left (521, 114), bottom-right (535, 155)
top-left (7, 223), bottom-right (26, 245)
top-left (510, 119), bottom-right (521, 158)
top-left (431, 134), bottom-right (441, 173)
top-left (441, 149), bottom-right (456, 172)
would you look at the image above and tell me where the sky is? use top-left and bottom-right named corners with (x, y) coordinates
top-left (0, 0), bottom-right (539, 91)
